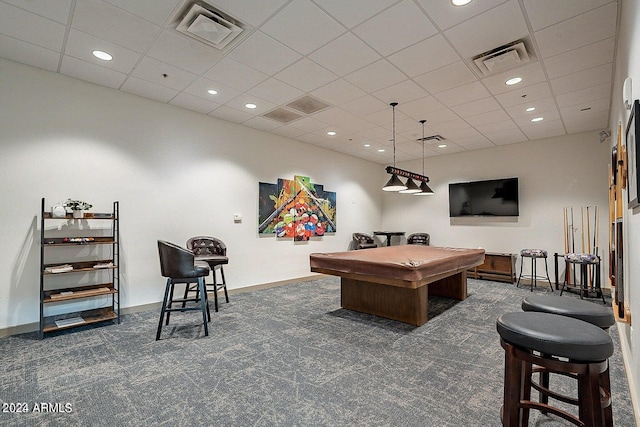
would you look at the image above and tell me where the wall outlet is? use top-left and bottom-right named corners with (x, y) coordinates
top-left (234, 213), bottom-right (242, 223)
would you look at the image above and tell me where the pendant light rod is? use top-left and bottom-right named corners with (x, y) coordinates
top-left (390, 102), bottom-right (398, 167)
top-left (420, 119), bottom-right (426, 176)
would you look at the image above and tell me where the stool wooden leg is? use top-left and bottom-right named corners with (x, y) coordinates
top-left (156, 278), bottom-right (171, 341)
top-left (165, 281), bottom-right (176, 326)
top-left (521, 356), bottom-right (533, 425)
top-left (502, 342), bottom-right (523, 426)
top-left (578, 362), bottom-right (603, 427)
top-left (221, 266), bottom-right (229, 303)
top-left (601, 362), bottom-right (613, 427)
top-left (531, 257), bottom-right (536, 291)
top-left (198, 277), bottom-right (209, 337)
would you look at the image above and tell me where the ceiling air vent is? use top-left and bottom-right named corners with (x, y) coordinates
top-left (417, 135), bottom-right (445, 142)
top-left (175, 3), bottom-right (244, 50)
top-left (287, 95), bottom-right (330, 115)
top-left (471, 39), bottom-right (534, 77)
top-left (263, 108), bottom-right (303, 124)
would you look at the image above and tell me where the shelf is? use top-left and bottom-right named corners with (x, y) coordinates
top-left (43, 260), bottom-right (116, 275)
top-left (43, 212), bottom-right (113, 220)
top-left (44, 283), bottom-right (116, 303)
top-left (42, 308), bottom-right (118, 333)
top-left (43, 237), bottom-right (116, 246)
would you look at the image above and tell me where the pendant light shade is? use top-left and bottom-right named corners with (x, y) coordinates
top-left (382, 102), bottom-right (407, 192)
top-left (414, 180), bottom-right (434, 195)
top-left (399, 178), bottom-right (421, 193)
top-left (383, 173), bottom-right (407, 191)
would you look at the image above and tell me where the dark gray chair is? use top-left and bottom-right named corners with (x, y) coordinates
top-left (352, 233), bottom-right (377, 250)
top-left (407, 233), bottom-right (430, 245)
top-left (156, 240), bottom-right (210, 340)
top-left (185, 236), bottom-right (229, 312)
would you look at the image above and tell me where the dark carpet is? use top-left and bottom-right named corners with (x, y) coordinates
top-left (0, 277), bottom-right (635, 426)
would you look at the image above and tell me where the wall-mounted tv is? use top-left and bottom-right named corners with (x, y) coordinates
top-left (449, 177), bottom-right (519, 217)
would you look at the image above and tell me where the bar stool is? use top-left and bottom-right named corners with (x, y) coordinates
top-left (497, 312), bottom-right (613, 427)
top-left (517, 249), bottom-right (553, 292)
top-left (561, 253), bottom-right (606, 304)
top-left (521, 295), bottom-right (615, 425)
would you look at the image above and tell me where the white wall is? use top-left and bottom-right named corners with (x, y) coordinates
top-left (0, 58), bottom-right (383, 330)
top-left (610, 0), bottom-right (640, 420)
top-left (382, 133), bottom-right (610, 283)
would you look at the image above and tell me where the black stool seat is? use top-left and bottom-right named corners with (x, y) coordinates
top-left (522, 295), bottom-right (615, 329)
top-left (497, 312), bottom-right (613, 362)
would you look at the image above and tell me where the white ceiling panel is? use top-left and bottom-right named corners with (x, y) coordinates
top-left (260, 0), bottom-right (344, 55)
top-left (0, 0), bottom-right (620, 164)
top-left (353, 0), bottom-right (437, 56)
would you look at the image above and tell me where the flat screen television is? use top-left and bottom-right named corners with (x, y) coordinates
top-left (449, 177), bottom-right (519, 217)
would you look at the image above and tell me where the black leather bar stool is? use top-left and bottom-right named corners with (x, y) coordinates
top-left (496, 312), bottom-right (614, 427)
top-left (185, 236), bottom-right (229, 312)
top-left (521, 295), bottom-right (615, 425)
top-left (517, 249), bottom-right (553, 292)
top-left (157, 240), bottom-right (211, 340)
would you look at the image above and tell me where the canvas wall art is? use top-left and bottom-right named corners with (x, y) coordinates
top-left (258, 175), bottom-right (336, 241)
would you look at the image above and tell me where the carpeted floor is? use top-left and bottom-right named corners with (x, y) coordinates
top-left (0, 277), bottom-right (635, 426)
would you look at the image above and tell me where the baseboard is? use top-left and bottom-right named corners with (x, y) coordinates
top-left (617, 322), bottom-right (640, 426)
top-left (0, 274), bottom-right (325, 338)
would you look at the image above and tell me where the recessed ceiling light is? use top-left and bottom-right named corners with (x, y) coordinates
top-left (92, 50), bottom-right (112, 61)
top-left (327, 131), bottom-right (336, 136)
top-left (525, 107), bottom-right (535, 112)
top-left (207, 89), bottom-right (218, 95)
top-left (505, 77), bottom-right (522, 86)
top-left (438, 144), bottom-right (447, 148)
top-left (245, 103), bottom-right (257, 109)
top-left (451, 0), bottom-right (472, 5)
top-left (364, 144), bottom-right (371, 147)
top-left (531, 117), bottom-right (544, 122)
top-left (377, 149), bottom-right (385, 153)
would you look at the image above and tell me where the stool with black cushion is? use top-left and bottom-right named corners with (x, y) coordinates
top-left (517, 249), bottom-right (553, 292)
top-left (185, 236), bottom-right (229, 312)
top-left (352, 233), bottom-right (377, 250)
top-left (521, 295), bottom-right (615, 425)
top-left (497, 312), bottom-right (614, 427)
top-left (561, 253), bottom-right (606, 304)
top-left (156, 240), bottom-right (211, 340)
top-left (407, 233), bottom-right (430, 246)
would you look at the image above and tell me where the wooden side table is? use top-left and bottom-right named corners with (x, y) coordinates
top-left (468, 252), bottom-right (517, 283)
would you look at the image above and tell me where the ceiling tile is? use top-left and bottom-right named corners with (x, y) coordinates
top-left (534, 3), bottom-right (617, 58)
top-left (476, 119), bottom-right (519, 134)
top-left (416, 0), bottom-right (507, 31)
top-left (550, 63), bottom-right (612, 95)
top-left (182, 77), bottom-right (241, 103)
top-left (372, 80), bottom-right (429, 105)
top-left (344, 59), bottom-right (406, 93)
top-left (275, 58), bottom-right (338, 92)
top-left (434, 81), bottom-right (492, 107)
top-left (169, 92), bottom-right (220, 114)
top-left (72, 0), bottom-right (160, 53)
top-left (524, 0), bottom-right (614, 31)
top-left (444, 0), bottom-right (528, 59)
top-left (414, 61), bottom-right (477, 94)
top-left (555, 82), bottom-right (612, 108)
top-left (146, 30), bottom-right (223, 75)
top-left (226, 94), bottom-right (277, 115)
top-left (288, 117), bottom-right (330, 133)
top-left (309, 33), bottom-right (380, 77)
top-left (60, 55), bottom-right (126, 89)
top-left (314, 0), bottom-right (398, 29)
top-left (495, 81), bottom-right (552, 108)
top-left (560, 98), bottom-right (610, 119)
top-left (227, 31), bottom-right (302, 75)
top-left (103, 0), bottom-right (182, 26)
top-left (260, 0), bottom-right (345, 55)
top-left (504, 97), bottom-right (557, 118)
top-left (204, 58), bottom-right (267, 92)
top-left (519, 119), bottom-right (566, 140)
top-left (353, 0), bottom-right (438, 56)
top-left (64, 29), bottom-right (141, 74)
top-left (120, 76), bottom-right (179, 103)
top-left (248, 78), bottom-right (304, 106)
top-left (544, 38), bottom-right (615, 80)
top-left (563, 110), bottom-right (608, 134)
top-left (481, 62), bottom-right (546, 95)
top-left (208, 105), bottom-right (254, 123)
top-left (388, 35), bottom-right (460, 78)
top-left (341, 95), bottom-right (389, 117)
top-left (465, 109), bottom-right (511, 127)
top-left (513, 109), bottom-right (561, 127)
top-left (2, 0), bottom-right (73, 24)
top-left (0, 2), bottom-right (66, 51)
top-left (483, 128), bottom-right (528, 145)
top-left (0, 34), bottom-right (60, 72)
top-left (311, 79), bottom-right (367, 106)
top-left (243, 116), bottom-right (283, 132)
top-left (451, 97), bottom-right (502, 118)
top-left (131, 56), bottom-right (198, 91)
top-left (397, 96), bottom-right (447, 117)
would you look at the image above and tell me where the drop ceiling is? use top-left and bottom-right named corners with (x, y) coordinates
top-left (0, 0), bottom-right (619, 164)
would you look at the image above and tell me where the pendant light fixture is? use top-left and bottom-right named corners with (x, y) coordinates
top-left (383, 102), bottom-right (407, 192)
top-left (414, 119), bottom-right (434, 196)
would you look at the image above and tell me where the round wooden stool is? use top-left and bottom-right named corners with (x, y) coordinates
top-left (496, 312), bottom-right (613, 427)
top-left (521, 295), bottom-right (615, 425)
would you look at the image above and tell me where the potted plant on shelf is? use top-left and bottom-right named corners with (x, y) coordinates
top-left (64, 199), bottom-right (93, 219)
